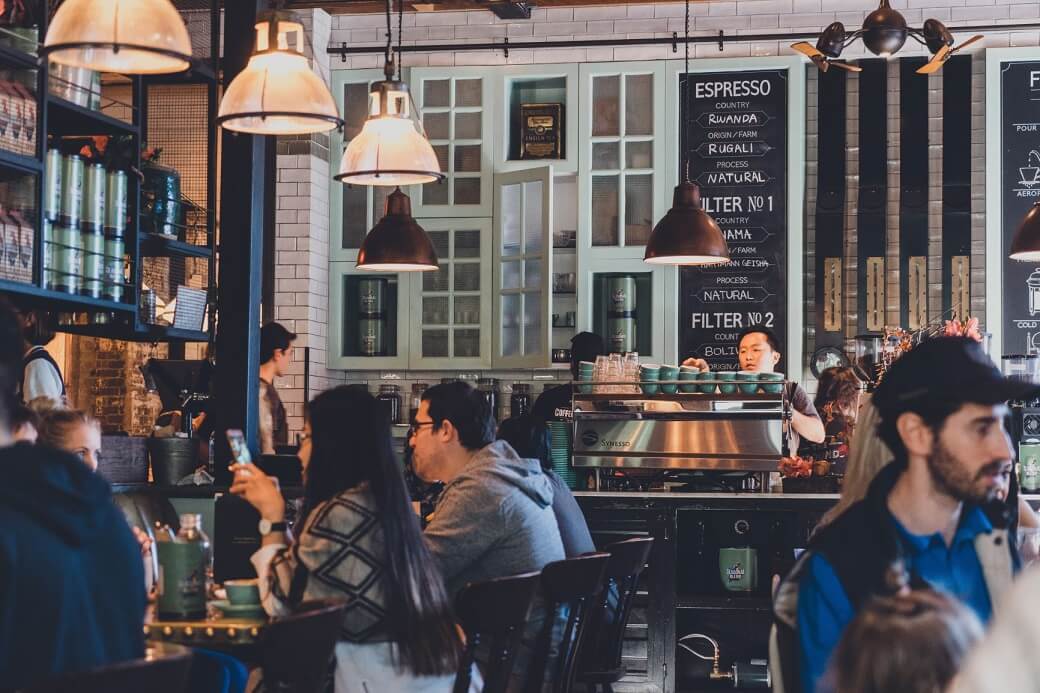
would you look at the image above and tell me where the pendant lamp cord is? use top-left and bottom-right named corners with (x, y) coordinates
top-left (398, 0), bottom-right (404, 79)
top-left (682, 0), bottom-right (691, 182)
top-left (384, 0), bottom-right (393, 71)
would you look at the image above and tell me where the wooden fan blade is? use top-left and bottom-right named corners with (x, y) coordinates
top-left (950, 34), bottom-right (984, 53)
top-left (916, 44), bottom-right (950, 74)
top-left (791, 41), bottom-right (824, 58)
top-left (830, 61), bottom-right (862, 73)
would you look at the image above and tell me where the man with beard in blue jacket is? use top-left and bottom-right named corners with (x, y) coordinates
top-left (0, 300), bottom-right (145, 689)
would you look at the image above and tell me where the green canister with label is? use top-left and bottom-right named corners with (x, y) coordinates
top-left (44, 149), bottom-right (61, 222)
top-left (81, 162), bottom-right (106, 228)
top-left (60, 154), bottom-right (83, 228)
top-left (156, 513), bottom-right (210, 620)
top-left (80, 225), bottom-right (104, 298)
top-left (103, 229), bottom-right (125, 302)
top-left (54, 222), bottom-right (81, 294)
top-left (42, 219), bottom-right (56, 290)
top-left (105, 169), bottom-right (128, 231)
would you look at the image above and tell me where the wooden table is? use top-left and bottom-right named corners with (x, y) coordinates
top-left (144, 603), bottom-right (268, 659)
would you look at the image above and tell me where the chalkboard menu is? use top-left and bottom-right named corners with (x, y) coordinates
top-left (678, 70), bottom-right (788, 371)
top-left (1001, 61), bottom-right (1040, 356)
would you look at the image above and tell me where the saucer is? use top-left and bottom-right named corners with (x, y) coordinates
top-left (210, 600), bottom-right (266, 619)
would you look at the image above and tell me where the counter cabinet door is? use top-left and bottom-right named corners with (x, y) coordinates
top-left (327, 261), bottom-right (412, 370)
top-left (410, 69), bottom-right (495, 218)
top-left (330, 69), bottom-right (395, 263)
top-left (492, 165), bottom-right (554, 369)
top-left (407, 217), bottom-right (493, 369)
top-left (578, 62), bottom-right (668, 255)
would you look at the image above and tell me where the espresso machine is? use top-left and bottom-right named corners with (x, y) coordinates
top-left (571, 382), bottom-right (791, 491)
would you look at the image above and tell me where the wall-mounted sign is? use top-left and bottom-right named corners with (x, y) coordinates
top-left (679, 69), bottom-right (788, 371)
top-left (1001, 61), bottom-right (1040, 355)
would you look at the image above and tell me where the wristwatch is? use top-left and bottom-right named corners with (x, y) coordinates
top-left (258, 519), bottom-right (287, 536)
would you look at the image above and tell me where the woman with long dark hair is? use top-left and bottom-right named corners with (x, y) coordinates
top-left (231, 385), bottom-right (464, 692)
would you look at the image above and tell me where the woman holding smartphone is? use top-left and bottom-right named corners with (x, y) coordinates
top-left (230, 385), bottom-right (464, 693)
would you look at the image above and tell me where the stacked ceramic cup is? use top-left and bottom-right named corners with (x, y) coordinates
top-left (577, 360), bottom-right (595, 393)
top-left (638, 363), bottom-right (660, 394)
top-left (548, 421), bottom-right (576, 489)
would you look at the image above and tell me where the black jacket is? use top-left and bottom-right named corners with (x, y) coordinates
top-left (0, 443), bottom-right (145, 689)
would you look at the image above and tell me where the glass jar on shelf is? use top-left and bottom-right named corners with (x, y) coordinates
top-left (377, 384), bottom-right (402, 425)
top-left (510, 383), bottom-right (531, 418)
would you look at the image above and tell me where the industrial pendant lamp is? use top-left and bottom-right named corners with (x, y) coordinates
top-left (335, 0), bottom-right (443, 186)
top-left (357, 187), bottom-right (439, 271)
top-left (42, 0), bottom-right (192, 74)
top-left (644, 0), bottom-right (730, 266)
top-left (1010, 202), bottom-right (1040, 261)
top-left (217, 10), bottom-right (343, 136)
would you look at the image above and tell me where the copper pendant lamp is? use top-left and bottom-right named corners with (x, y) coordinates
top-left (644, 0), bottom-right (730, 266)
top-left (357, 188), bottom-right (439, 272)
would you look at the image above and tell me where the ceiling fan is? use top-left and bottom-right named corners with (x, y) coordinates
top-left (791, 0), bottom-right (984, 75)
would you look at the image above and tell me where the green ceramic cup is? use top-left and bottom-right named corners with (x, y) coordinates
top-left (761, 372), bottom-right (784, 394)
top-left (715, 371), bottom-right (737, 394)
top-left (639, 365), bottom-right (660, 395)
top-left (679, 369), bottom-right (699, 393)
top-left (225, 578), bottom-right (260, 606)
top-left (659, 365), bottom-right (680, 394)
top-left (737, 371), bottom-right (760, 394)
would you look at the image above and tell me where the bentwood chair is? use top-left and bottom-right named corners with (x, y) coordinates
top-left (255, 599), bottom-right (349, 693)
top-left (454, 571), bottom-right (542, 693)
top-left (525, 553), bottom-right (611, 693)
top-left (575, 537), bottom-right (655, 693)
top-left (21, 642), bottom-right (194, 693)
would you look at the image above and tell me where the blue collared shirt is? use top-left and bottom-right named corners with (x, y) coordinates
top-left (796, 506), bottom-right (995, 693)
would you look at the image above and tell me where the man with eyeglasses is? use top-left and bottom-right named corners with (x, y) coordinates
top-left (410, 381), bottom-right (564, 599)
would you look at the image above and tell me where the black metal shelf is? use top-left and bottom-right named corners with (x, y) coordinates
top-left (141, 61), bottom-right (217, 86)
top-left (139, 232), bottom-right (213, 259)
top-left (0, 42), bottom-right (37, 70)
top-left (0, 147), bottom-right (42, 174)
top-left (57, 320), bottom-right (210, 343)
top-left (46, 94), bottom-right (140, 137)
top-left (0, 279), bottom-right (135, 313)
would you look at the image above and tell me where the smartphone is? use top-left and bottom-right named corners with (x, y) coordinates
top-left (226, 429), bottom-right (253, 473)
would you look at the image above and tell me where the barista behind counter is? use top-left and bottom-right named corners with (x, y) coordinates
top-left (683, 326), bottom-right (825, 451)
top-left (533, 332), bottom-right (605, 424)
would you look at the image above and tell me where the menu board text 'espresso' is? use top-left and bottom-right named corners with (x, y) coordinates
top-left (680, 70), bottom-right (788, 372)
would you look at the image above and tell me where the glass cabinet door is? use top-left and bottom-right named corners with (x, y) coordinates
top-left (330, 69), bottom-right (392, 261)
top-left (411, 69), bottom-right (494, 218)
top-left (408, 218), bottom-right (492, 368)
top-left (586, 259), bottom-right (667, 365)
top-left (579, 63), bottom-right (666, 249)
top-left (493, 165), bottom-right (553, 368)
top-left (327, 262), bottom-right (411, 370)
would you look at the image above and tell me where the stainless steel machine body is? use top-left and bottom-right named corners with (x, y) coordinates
top-left (571, 387), bottom-right (791, 472)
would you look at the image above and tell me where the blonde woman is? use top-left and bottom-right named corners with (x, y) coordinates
top-left (816, 395), bottom-right (1038, 532)
top-left (35, 406), bottom-right (101, 472)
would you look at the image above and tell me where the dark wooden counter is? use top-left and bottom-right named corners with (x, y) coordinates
top-left (575, 492), bottom-right (836, 693)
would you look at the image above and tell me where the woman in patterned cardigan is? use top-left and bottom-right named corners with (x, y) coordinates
top-left (232, 385), bottom-right (464, 692)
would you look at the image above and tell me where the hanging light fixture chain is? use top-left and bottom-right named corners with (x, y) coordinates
top-left (683, 0), bottom-right (691, 182)
top-left (398, 0), bottom-right (404, 80)
top-left (384, 0), bottom-right (393, 69)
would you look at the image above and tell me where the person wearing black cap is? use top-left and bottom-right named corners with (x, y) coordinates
top-left (531, 331), bottom-right (605, 425)
top-left (772, 337), bottom-right (1031, 693)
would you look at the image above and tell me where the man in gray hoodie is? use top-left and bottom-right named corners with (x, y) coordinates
top-left (412, 381), bottom-right (565, 598)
